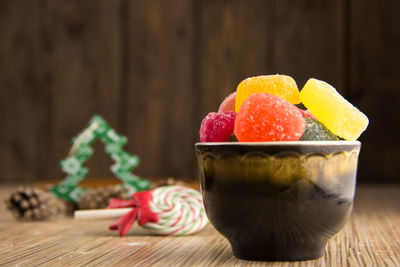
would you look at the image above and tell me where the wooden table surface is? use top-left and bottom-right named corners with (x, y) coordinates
top-left (0, 185), bottom-right (399, 267)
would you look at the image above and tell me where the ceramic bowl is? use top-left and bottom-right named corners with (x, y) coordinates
top-left (195, 141), bottom-right (361, 261)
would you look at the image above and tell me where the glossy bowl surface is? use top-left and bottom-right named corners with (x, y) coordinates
top-left (195, 141), bottom-right (361, 261)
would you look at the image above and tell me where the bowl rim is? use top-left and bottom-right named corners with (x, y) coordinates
top-left (195, 141), bottom-right (361, 146)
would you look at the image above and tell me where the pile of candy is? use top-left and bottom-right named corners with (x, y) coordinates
top-left (200, 75), bottom-right (369, 142)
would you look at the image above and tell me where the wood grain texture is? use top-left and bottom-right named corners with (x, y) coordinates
top-left (349, 0), bottom-right (400, 183)
top-left (41, 0), bottom-right (122, 179)
top-left (275, 0), bottom-right (346, 92)
top-left (0, 185), bottom-right (399, 266)
top-left (123, 0), bottom-right (193, 179)
top-left (0, 0), bottom-right (399, 183)
top-left (0, 0), bottom-right (122, 182)
top-left (0, 1), bottom-right (48, 183)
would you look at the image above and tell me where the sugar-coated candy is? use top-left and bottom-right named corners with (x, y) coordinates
top-left (218, 92), bottom-right (236, 113)
top-left (200, 112), bottom-right (236, 142)
top-left (235, 75), bottom-right (301, 112)
top-left (300, 78), bottom-right (369, 140)
top-left (297, 108), bottom-right (317, 120)
top-left (234, 93), bottom-right (305, 142)
top-left (300, 117), bottom-right (339, 141)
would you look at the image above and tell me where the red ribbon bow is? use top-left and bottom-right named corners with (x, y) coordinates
top-left (107, 191), bottom-right (159, 237)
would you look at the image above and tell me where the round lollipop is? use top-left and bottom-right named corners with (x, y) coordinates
top-left (75, 185), bottom-right (208, 237)
top-left (142, 186), bottom-right (208, 235)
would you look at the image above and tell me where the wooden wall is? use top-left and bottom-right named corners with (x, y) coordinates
top-left (0, 0), bottom-right (399, 183)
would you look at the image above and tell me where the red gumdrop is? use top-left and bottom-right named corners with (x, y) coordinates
top-left (297, 108), bottom-right (317, 120)
top-left (218, 92), bottom-right (236, 113)
top-left (234, 93), bottom-right (305, 142)
top-left (200, 112), bottom-right (237, 142)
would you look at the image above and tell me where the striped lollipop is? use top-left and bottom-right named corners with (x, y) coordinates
top-left (142, 186), bottom-right (208, 235)
top-left (85, 185), bottom-right (209, 236)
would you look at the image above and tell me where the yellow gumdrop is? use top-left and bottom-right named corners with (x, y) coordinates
top-left (299, 78), bottom-right (369, 141)
top-left (235, 75), bottom-right (301, 112)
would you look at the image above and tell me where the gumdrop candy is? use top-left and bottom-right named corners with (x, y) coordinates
top-left (218, 92), bottom-right (236, 113)
top-left (235, 75), bottom-right (301, 112)
top-left (297, 108), bottom-right (317, 120)
top-left (234, 93), bottom-right (305, 142)
top-left (299, 78), bottom-right (369, 140)
top-left (200, 112), bottom-right (237, 142)
top-left (300, 117), bottom-right (339, 141)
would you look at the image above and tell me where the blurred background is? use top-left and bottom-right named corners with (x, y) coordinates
top-left (0, 0), bottom-right (399, 184)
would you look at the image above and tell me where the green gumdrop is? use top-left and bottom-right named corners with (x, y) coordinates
top-left (300, 117), bottom-right (339, 141)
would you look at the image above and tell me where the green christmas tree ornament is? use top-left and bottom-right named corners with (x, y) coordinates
top-left (51, 115), bottom-right (151, 203)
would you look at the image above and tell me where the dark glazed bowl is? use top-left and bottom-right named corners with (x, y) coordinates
top-left (195, 141), bottom-right (361, 261)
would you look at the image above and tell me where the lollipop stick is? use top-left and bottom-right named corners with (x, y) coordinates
top-left (74, 208), bottom-right (132, 220)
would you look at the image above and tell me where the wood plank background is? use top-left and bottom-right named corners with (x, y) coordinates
top-left (0, 0), bottom-right (399, 183)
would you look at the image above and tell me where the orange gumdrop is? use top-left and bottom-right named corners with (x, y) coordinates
top-left (235, 75), bottom-right (300, 112)
top-left (234, 93), bottom-right (305, 142)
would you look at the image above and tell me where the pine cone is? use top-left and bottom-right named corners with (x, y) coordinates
top-left (4, 187), bottom-right (64, 220)
top-left (77, 185), bottom-right (129, 210)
